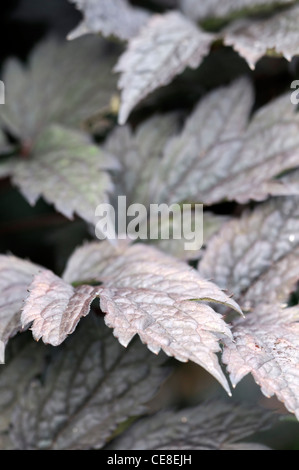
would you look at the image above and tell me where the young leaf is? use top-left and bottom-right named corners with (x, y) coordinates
top-left (180, 0), bottom-right (295, 21)
top-left (109, 400), bottom-right (275, 450)
top-left (0, 256), bottom-right (41, 351)
top-left (199, 197), bottom-right (299, 307)
top-left (68, 0), bottom-right (150, 41)
top-left (1, 125), bottom-right (117, 225)
top-left (115, 11), bottom-right (215, 124)
top-left (153, 79), bottom-right (299, 205)
top-left (4, 316), bottom-right (167, 450)
top-left (224, 4), bottom-right (299, 68)
top-left (0, 36), bottom-right (118, 141)
top-left (23, 243), bottom-right (242, 393)
top-left (222, 304), bottom-right (299, 420)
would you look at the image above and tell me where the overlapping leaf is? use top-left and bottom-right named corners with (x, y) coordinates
top-left (0, 35), bottom-right (118, 141)
top-left (181, 1), bottom-right (299, 71)
top-left (22, 242), bottom-right (242, 393)
top-left (21, 269), bottom-right (101, 346)
top-left (100, 292), bottom-right (234, 393)
top-left (0, 256), bottom-right (41, 351)
top-left (222, 304), bottom-right (299, 419)
top-left (1, 316), bottom-right (167, 450)
top-left (152, 77), bottom-right (252, 204)
top-left (84, 244), bottom-right (241, 395)
top-left (152, 79), bottom-right (299, 205)
top-left (110, 401), bottom-right (274, 450)
top-left (224, 4), bottom-right (299, 68)
top-left (180, 0), bottom-right (295, 21)
top-left (111, 1), bottom-right (299, 120)
top-left (266, 169), bottom-right (299, 200)
top-left (149, 211), bottom-right (230, 260)
top-left (0, 125), bottom-right (117, 225)
top-left (200, 197), bottom-right (299, 307)
top-left (62, 240), bottom-right (127, 284)
top-left (2, 0), bottom-right (299, 450)
top-left (115, 11), bottom-right (215, 124)
top-left (105, 114), bottom-right (178, 207)
top-left (104, 114), bottom-right (229, 258)
top-left (64, 0), bottom-right (299, 125)
top-left (200, 196), bottom-right (299, 419)
top-left (243, 248), bottom-right (299, 308)
top-left (68, 0), bottom-right (150, 41)
top-left (62, 240), bottom-right (126, 284)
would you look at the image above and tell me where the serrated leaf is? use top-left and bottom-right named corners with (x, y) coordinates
top-left (152, 77), bottom-right (252, 204)
top-left (24, 243), bottom-right (242, 393)
top-left (104, 114), bottom-right (229, 259)
top-left (1, 125), bottom-right (117, 225)
top-left (87, 244), bottom-right (242, 393)
top-left (100, 289), bottom-right (234, 393)
top-left (180, 0), bottom-right (295, 21)
top-left (69, 242), bottom-right (242, 313)
top-left (222, 304), bottom-right (299, 420)
top-left (115, 11), bottom-right (215, 124)
top-left (199, 197), bottom-right (299, 307)
top-left (3, 316), bottom-right (167, 449)
top-left (153, 78), bottom-right (299, 205)
top-left (21, 269), bottom-right (101, 346)
top-left (0, 36), bottom-right (119, 225)
top-left (68, 0), bottom-right (150, 40)
top-left (0, 256), bottom-right (41, 351)
top-left (0, 35), bottom-right (118, 141)
top-left (224, 4), bottom-right (299, 68)
top-left (109, 400), bottom-right (275, 450)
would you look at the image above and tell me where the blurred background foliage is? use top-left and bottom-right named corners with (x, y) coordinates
top-left (0, 0), bottom-right (298, 449)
